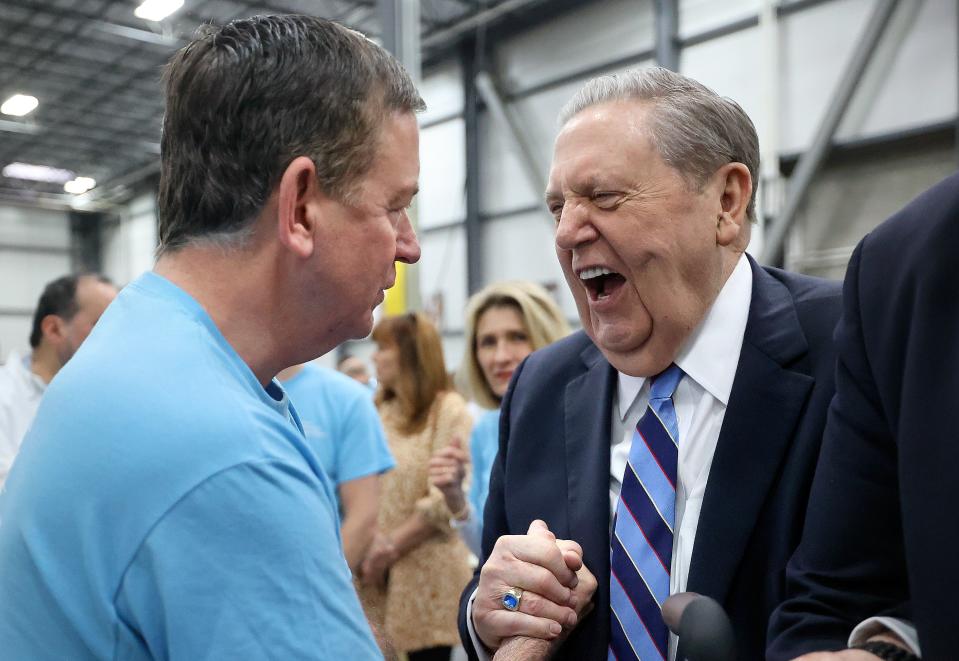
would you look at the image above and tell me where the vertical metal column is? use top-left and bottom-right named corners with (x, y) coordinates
top-left (760, 0), bottom-right (900, 265)
top-left (379, 0), bottom-right (421, 85)
top-left (69, 211), bottom-right (104, 273)
top-left (654, 0), bottom-right (679, 71)
top-left (379, 0), bottom-right (422, 310)
top-left (463, 39), bottom-right (483, 296)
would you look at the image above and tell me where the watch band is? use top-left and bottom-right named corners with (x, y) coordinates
top-left (851, 641), bottom-right (920, 661)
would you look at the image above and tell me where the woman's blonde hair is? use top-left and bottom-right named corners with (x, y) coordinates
top-left (461, 281), bottom-right (571, 409)
top-left (373, 312), bottom-right (451, 434)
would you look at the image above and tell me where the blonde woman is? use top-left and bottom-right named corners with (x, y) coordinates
top-left (360, 312), bottom-right (472, 661)
top-left (429, 281), bottom-right (570, 555)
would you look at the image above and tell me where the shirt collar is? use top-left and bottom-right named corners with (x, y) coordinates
top-left (617, 254), bottom-right (752, 420)
top-left (3, 350), bottom-right (47, 394)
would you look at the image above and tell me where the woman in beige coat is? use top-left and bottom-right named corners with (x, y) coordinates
top-left (359, 312), bottom-right (473, 661)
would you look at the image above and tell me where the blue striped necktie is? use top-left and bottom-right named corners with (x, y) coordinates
top-left (609, 364), bottom-right (683, 661)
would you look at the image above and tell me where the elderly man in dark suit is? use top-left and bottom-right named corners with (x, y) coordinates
top-left (766, 172), bottom-right (959, 661)
top-left (457, 66), bottom-right (843, 661)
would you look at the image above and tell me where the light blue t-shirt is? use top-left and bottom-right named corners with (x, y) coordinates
top-left (0, 272), bottom-right (382, 660)
top-left (282, 363), bottom-right (394, 501)
top-left (461, 408), bottom-right (500, 556)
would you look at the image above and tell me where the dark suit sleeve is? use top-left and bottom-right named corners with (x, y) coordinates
top-left (766, 241), bottom-right (910, 660)
top-left (457, 355), bottom-right (529, 660)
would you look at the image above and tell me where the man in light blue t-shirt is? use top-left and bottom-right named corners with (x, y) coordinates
top-left (0, 15), bottom-right (423, 661)
top-left (279, 363), bottom-right (394, 573)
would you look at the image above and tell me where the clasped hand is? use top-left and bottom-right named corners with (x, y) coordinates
top-left (473, 519), bottom-right (598, 652)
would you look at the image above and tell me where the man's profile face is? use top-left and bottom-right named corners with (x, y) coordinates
top-left (309, 111), bottom-right (421, 342)
top-left (546, 100), bottom-right (729, 377)
top-left (57, 278), bottom-right (118, 364)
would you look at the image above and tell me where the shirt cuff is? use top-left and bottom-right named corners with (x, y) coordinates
top-left (849, 617), bottom-right (921, 656)
top-left (466, 588), bottom-right (494, 661)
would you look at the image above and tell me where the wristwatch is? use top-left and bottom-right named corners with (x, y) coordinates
top-left (851, 641), bottom-right (920, 661)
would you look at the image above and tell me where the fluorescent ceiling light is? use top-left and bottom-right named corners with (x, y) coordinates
top-left (134, 0), bottom-right (184, 22)
top-left (64, 177), bottom-right (97, 195)
top-left (2, 162), bottom-right (74, 183)
top-left (1, 94), bottom-right (39, 117)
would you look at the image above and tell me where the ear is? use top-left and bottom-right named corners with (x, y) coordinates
top-left (276, 156), bottom-right (322, 259)
top-left (40, 314), bottom-right (66, 344)
top-left (714, 162), bottom-right (752, 247)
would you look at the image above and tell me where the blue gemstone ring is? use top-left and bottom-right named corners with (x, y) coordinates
top-left (501, 587), bottom-right (523, 612)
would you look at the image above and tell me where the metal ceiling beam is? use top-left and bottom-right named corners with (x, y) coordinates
top-left (760, 0), bottom-right (901, 265)
top-left (0, 0), bottom-right (116, 93)
top-left (421, 0), bottom-right (549, 49)
top-left (0, 119), bottom-right (41, 135)
top-left (0, 0), bottom-right (183, 48)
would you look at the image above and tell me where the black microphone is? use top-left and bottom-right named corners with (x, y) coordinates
top-left (661, 591), bottom-right (737, 661)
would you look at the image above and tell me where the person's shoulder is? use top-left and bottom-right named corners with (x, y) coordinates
top-left (868, 171), bottom-right (959, 256)
top-left (517, 330), bottom-right (595, 381)
top-left (759, 264), bottom-right (842, 307)
top-left (305, 364), bottom-right (373, 400)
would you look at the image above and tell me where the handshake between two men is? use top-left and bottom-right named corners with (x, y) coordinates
top-left (473, 520), bottom-right (598, 660)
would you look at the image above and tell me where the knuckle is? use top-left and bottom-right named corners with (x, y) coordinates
top-left (523, 593), bottom-right (542, 617)
top-left (532, 572), bottom-right (556, 597)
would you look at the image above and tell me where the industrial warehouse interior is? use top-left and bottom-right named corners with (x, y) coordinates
top-left (0, 1), bottom-right (957, 660)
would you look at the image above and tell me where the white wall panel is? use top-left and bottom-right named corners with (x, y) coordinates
top-left (0, 204), bottom-right (72, 357)
top-left (0, 317), bottom-right (32, 361)
top-left (418, 119), bottom-right (467, 229)
top-left (495, 0), bottom-right (655, 94)
top-left (835, 0), bottom-right (957, 141)
top-left (102, 191), bottom-right (157, 285)
top-left (679, 0), bottom-right (760, 39)
top-left (417, 225), bottom-right (467, 333)
top-left (0, 251), bottom-right (73, 309)
top-left (419, 61), bottom-right (463, 124)
top-left (787, 144), bottom-right (956, 279)
top-left (0, 205), bottom-right (70, 248)
top-left (680, 27), bottom-right (765, 137)
top-left (781, 0), bottom-right (957, 153)
top-left (481, 212), bottom-right (579, 321)
top-left (0, 249), bottom-right (72, 357)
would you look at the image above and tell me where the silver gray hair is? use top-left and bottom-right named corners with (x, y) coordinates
top-left (559, 67), bottom-right (760, 221)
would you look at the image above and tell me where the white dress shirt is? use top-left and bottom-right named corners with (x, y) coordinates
top-left (0, 350), bottom-right (47, 488)
top-left (610, 254), bottom-right (752, 659)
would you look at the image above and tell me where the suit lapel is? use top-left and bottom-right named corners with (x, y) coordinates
top-left (564, 341), bottom-right (616, 655)
top-left (564, 341), bottom-right (616, 569)
top-left (686, 258), bottom-right (814, 602)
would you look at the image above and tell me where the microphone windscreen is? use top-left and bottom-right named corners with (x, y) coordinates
top-left (676, 595), bottom-right (737, 661)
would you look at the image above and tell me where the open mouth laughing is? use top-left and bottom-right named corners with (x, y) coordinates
top-left (577, 265), bottom-right (626, 302)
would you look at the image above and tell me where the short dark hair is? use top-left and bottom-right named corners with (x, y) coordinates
top-left (29, 273), bottom-right (113, 348)
top-left (157, 14), bottom-right (425, 254)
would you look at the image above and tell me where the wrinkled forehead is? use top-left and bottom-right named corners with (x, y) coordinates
top-left (548, 101), bottom-right (656, 189)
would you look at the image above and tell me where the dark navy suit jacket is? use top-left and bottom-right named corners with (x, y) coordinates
top-left (459, 256), bottom-right (842, 660)
top-left (767, 172), bottom-right (959, 661)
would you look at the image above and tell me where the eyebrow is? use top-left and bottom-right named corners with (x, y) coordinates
top-left (545, 176), bottom-right (605, 205)
top-left (390, 185), bottom-right (419, 205)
